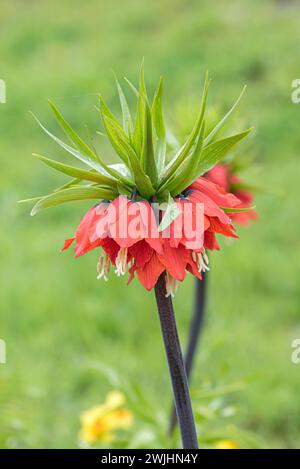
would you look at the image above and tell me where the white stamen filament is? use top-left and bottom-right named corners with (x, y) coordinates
top-left (97, 252), bottom-right (110, 281)
top-left (115, 248), bottom-right (128, 277)
top-left (192, 249), bottom-right (210, 273)
top-left (165, 272), bottom-right (179, 298)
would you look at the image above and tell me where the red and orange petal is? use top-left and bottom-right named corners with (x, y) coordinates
top-left (92, 196), bottom-right (164, 254)
top-left (165, 198), bottom-right (209, 251)
top-left (101, 238), bottom-right (120, 264)
top-left (203, 230), bottom-right (220, 251)
top-left (205, 165), bottom-right (257, 226)
top-left (128, 240), bottom-right (153, 268)
top-left (62, 204), bottom-right (107, 257)
top-left (188, 188), bottom-right (234, 226)
top-left (208, 217), bottom-right (238, 238)
top-left (190, 177), bottom-right (240, 209)
top-left (205, 164), bottom-right (229, 190)
top-left (158, 242), bottom-right (189, 282)
top-left (134, 252), bottom-right (165, 291)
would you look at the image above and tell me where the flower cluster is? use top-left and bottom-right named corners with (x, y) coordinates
top-left (79, 391), bottom-right (133, 444)
top-left (63, 176), bottom-right (241, 295)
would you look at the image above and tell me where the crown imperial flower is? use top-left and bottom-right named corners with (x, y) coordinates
top-left (22, 66), bottom-right (252, 296)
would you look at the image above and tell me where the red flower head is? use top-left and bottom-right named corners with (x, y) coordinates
top-left (25, 69), bottom-right (253, 296)
top-left (62, 176), bottom-right (242, 295)
top-left (205, 164), bottom-right (257, 225)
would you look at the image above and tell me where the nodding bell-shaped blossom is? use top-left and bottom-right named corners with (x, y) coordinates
top-left (62, 177), bottom-right (242, 294)
top-left (205, 164), bottom-right (257, 225)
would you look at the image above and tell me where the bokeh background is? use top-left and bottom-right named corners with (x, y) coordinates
top-left (1, 0), bottom-right (300, 448)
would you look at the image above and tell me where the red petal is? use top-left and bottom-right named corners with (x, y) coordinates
top-left (209, 217), bottom-right (238, 238)
top-left (74, 205), bottom-right (103, 256)
top-left (204, 230), bottom-right (220, 250)
top-left (129, 240), bottom-right (153, 268)
top-left (145, 237), bottom-right (164, 254)
top-left (108, 198), bottom-right (152, 248)
top-left (101, 238), bottom-right (120, 264)
top-left (188, 189), bottom-right (232, 225)
top-left (88, 202), bottom-right (111, 242)
top-left (136, 253), bottom-right (165, 291)
top-left (61, 237), bottom-right (75, 251)
top-left (205, 164), bottom-right (229, 189)
top-left (158, 242), bottom-right (188, 281)
top-left (190, 176), bottom-right (241, 208)
top-left (127, 263), bottom-right (135, 285)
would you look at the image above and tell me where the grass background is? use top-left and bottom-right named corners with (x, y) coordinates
top-left (1, 0), bottom-right (300, 448)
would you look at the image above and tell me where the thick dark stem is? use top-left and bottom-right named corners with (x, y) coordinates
top-left (154, 272), bottom-right (198, 449)
top-left (169, 273), bottom-right (207, 435)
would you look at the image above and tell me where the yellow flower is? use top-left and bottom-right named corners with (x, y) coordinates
top-left (215, 439), bottom-right (238, 449)
top-left (79, 391), bottom-right (133, 444)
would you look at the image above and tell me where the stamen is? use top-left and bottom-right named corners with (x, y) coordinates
top-left (165, 271), bottom-right (179, 298)
top-left (115, 248), bottom-right (128, 277)
top-left (192, 249), bottom-right (210, 273)
top-left (97, 252), bottom-right (110, 281)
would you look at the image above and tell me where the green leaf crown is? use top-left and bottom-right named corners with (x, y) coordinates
top-left (21, 64), bottom-right (252, 216)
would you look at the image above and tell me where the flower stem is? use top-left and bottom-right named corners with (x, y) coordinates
top-left (154, 272), bottom-right (198, 449)
top-left (169, 273), bottom-right (207, 435)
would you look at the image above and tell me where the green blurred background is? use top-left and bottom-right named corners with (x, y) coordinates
top-left (1, 0), bottom-right (300, 448)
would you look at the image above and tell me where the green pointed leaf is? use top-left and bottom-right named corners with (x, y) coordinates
top-left (168, 121), bottom-right (206, 196)
top-left (48, 100), bottom-right (99, 162)
top-left (19, 196), bottom-right (45, 204)
top-left (107, 120), bottom-right (155, 197)
top-left (152, 77), bottom-right (166, 176)
top-left (109, 163), bottom-right (132, 180)
top-left (32, 112), bottom-right (104, 171)
top-left (99, 96), bottom-right (130, 164)
top-left (158, 194), bottom-right (181, 232)
top-left (197, 128), bottom-right (252, 177)
top-left (54, 178), bottom-right (81, 192)
top-left (124, 77), bottom-right (139, 97)
top-left (115, 76), bottom-right (133, 138)
top-left (56, 160), bottom-right (134, 191)
top-left (132, 60), bottom-right (150, 160)
top-left (141, 98), bottom-right (158, 185)
top-left (30, 186), bottom-right (116, 216)
top-left (222, 205), bottom-right (256, 213)
top-left (34, 154), bottom-right (118, 188)
top-left (161, 72), bottom-right (210, 183)
top-left (33, 113), bottom-right (133, 188)
top-left (101, 115), bottom-right (130, 165)
top-left (99, 97), bottom-right (155, 197)
top-left (204, 86), bottom-right (247, 145)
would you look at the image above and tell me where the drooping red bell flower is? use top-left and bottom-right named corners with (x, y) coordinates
top-left (205, 163), bottom-right (257, 225)
top-left (62, 176), bottom-right (242, 295)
